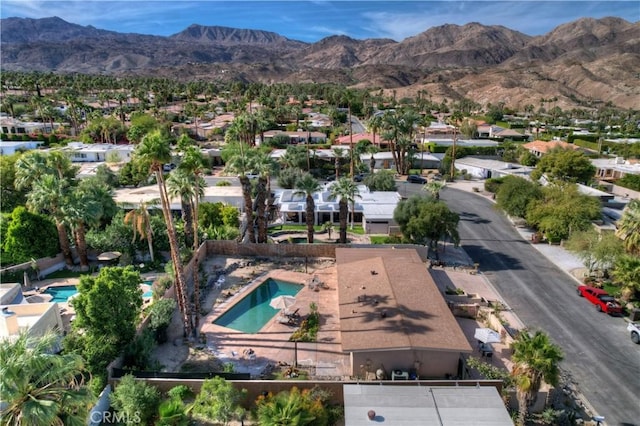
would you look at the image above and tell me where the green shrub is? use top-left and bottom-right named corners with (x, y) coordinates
top-left (167, 385), bottom-right (193, 401)
top-left (110, 374), bottom-right (160, 426)
top-left (484, 177), bottom-right (506, 193)
top-left (122, 329), bottom-right (156, 370)
top-left (149, 298), bottom-right (177, 343)
top-left (215, 180), bottom-right (232, 186)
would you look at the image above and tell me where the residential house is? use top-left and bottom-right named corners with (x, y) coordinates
top-left (476, 124), bottom-right (528, 141)
top-left (335, 133), bottom-right (387, 148)
top-left (0, 283), bottom-right (63, 341)
top-left (0, 140), bottom-right (43, 155)
top-left (454, 156), bottom-right (534, 180)
top-left (273, 184), bottom-right (401, 234)
top-left (592, 157), bottom-right (640, 182)
top-left (343, 384), bottom-right (512, 425)
top-left (336, 248), bottom-right (473, 378)
top-left (261, 130), bottom-right (327, 145)
top-left (522, 140), bottom-right (594, 158)
top-left (57, 142), bottom-right (135, 163)
top-left (1, 116), bottom-right (60, 135)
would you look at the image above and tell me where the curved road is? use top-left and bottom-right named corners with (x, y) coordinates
top-left (440, 187), bottom-right (640, 426)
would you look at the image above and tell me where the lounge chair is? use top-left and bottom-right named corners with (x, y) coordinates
top-left (277, 315), bottom-right (297, 325)
top-left (284, 308), bottom-right (300, 318)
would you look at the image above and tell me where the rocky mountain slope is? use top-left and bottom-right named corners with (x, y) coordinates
top-left (1, 16), bottom-right (639, 109)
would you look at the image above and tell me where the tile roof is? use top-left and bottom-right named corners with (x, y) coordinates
top-left (522, 140), bottom-right (582, 153)
top-left (336, 248), bottom-right (472, 353)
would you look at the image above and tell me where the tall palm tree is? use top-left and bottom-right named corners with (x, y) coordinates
top-left (329, 178), bottom-right (361, 243)
top-left (177, 141), bottom-right (207, 330)
top-left (0, 332), bottom-right (94, 426)
top-left (615, 199), bottom-right (640, 255)
top-left (168, 168), bottom-right (206, 332)
top-left (332, 147), bottom-right (345, 180)
top-left (294, 174), bottom-right (321, 243)
top-left (63, 181), bottom-right (105, 270)
top-left (251, 151), bottom-right (277, 243)
top-left (124, 200), bottom-right (157, 263)
top-left (511, 330), bottom-right (563, 426)
top-left (136, 130), bottom-right (192, 337)
top-left (223, 142), bottom-right (256, 243)
top-left (25, 174), bottom-right (74, 266)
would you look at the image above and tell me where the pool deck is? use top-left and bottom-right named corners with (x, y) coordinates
top-left (201, 267), bottom-right (350, 379)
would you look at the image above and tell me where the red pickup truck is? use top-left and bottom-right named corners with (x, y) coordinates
top-left (577, 286), bottom-right (623, 314)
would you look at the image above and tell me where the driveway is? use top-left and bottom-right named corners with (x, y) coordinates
top-left (441, 186), bottom-right (640, 425)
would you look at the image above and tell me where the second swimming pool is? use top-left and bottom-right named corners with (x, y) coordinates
top-left (213, 278), bottom-right (303, 334)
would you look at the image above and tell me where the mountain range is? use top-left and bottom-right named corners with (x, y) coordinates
top-left (2, 16), bottom-right (639, 109)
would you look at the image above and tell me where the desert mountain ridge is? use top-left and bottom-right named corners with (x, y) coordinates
top-left (1, 16), bottom-right (639, 109)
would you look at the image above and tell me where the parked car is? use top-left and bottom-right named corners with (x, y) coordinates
top-left (628, 322), bottom-right (640, 344)
top-left (354, 173), bottom-right (368, 182)
top-left (577, 286), bottom-right (623, 314)
top-left (162, 163), bottom-right (176, 172)
top-left (407, 175), bottom-right (427, 184)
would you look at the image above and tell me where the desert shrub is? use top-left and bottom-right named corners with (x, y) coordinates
top-left (122, 329), bottom-right (156, 370)
top-left (148, 298), bottom-right (176, 343)
top-left (110, 374), bottom-right (160, 425)
top-left (484, 177), bottom-right (506, 193)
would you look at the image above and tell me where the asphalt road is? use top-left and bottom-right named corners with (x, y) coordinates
top-left (439, 187), bottom-right (640, 426)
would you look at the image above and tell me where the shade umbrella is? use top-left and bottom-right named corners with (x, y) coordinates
top-left (269, 295), bottom-right (296, 310)
top-left (474, 327), bottom-right (502, 344)
top-left (97, 251), bottom-right (122, 261)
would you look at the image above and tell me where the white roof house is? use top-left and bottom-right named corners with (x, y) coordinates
top-left (274, 184), bottom-right (401, 234)
top-left (0, 284), bottom-right (63, 342)
top-left (55, 142), bottom-right (136, 163)
top-left (114, 184), bottom-right (244, 212)
top-left (343, 384), bottom-right (513, 426)
top-left (0, 140), bottom-right (44, 155)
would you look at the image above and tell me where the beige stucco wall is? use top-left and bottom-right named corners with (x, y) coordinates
top-left (351, 349), bottom-right (463, 379)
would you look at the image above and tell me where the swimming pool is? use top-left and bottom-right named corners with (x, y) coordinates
top-left (213, 278), bottom-right (303, 334)
top-left (43, 285), bottom-right (78, 303)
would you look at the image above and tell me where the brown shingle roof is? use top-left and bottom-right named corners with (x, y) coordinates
top-left (336, 248), bottom-right (472, 353)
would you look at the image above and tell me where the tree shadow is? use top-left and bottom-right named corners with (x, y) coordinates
top-left (458, 210), bottom-right (491, 224)
top-left (461, 244), bottom-right (524, 271)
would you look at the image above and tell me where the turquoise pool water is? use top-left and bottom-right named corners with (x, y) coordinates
top-left (44, 285), bottom-right (78, 303)
top-left (142, 280), bottom-right (154, 298)
top-left (213, 278), bottom-right (303, 334)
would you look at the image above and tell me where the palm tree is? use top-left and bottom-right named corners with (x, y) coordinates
top-left (168, 168), bottom-right (206, 331)
top-left (329, 178), bottom-right (361, 243)
top-left (615, 199), bottom-right (640, 255)
top-left (256, 387), bottom-right (316, 426)
top-left (136, 130), bottom-right (192, 337)
top-left (424, 181), bottom-right (446, 200)
top-left (223, 142), bottom-right (256, 243)
top-left (25, 174), bottom-right (74, 266)
top-left (332, 147), bottom-right (345, 180)
top-left (511, 330), bottom-right (563, 426)
top-left (0, 332), bottom-right (94, 426)
top-left (251, 151), bottom-right (276, 243)
top-left (612, 254), bottom-right (640, 302)
top-left (63, 180), bottom-right (107, 270)
top-left (124, 200), bottom-right (157, 263)
top-left (175, 139), bottom-right (207, 330)
top-left (294, 174), bottom-right (321, 243)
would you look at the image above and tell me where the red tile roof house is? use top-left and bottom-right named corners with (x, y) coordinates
top-left (336, 248), bottom-right (472, 379)
top-left (334, 132), bottom-right (388, 148)
top-left (522, 140), bottom-right (596, 158)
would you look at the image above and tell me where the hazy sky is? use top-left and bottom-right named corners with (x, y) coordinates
top-left (2, 1), bottom-right (637, 42)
